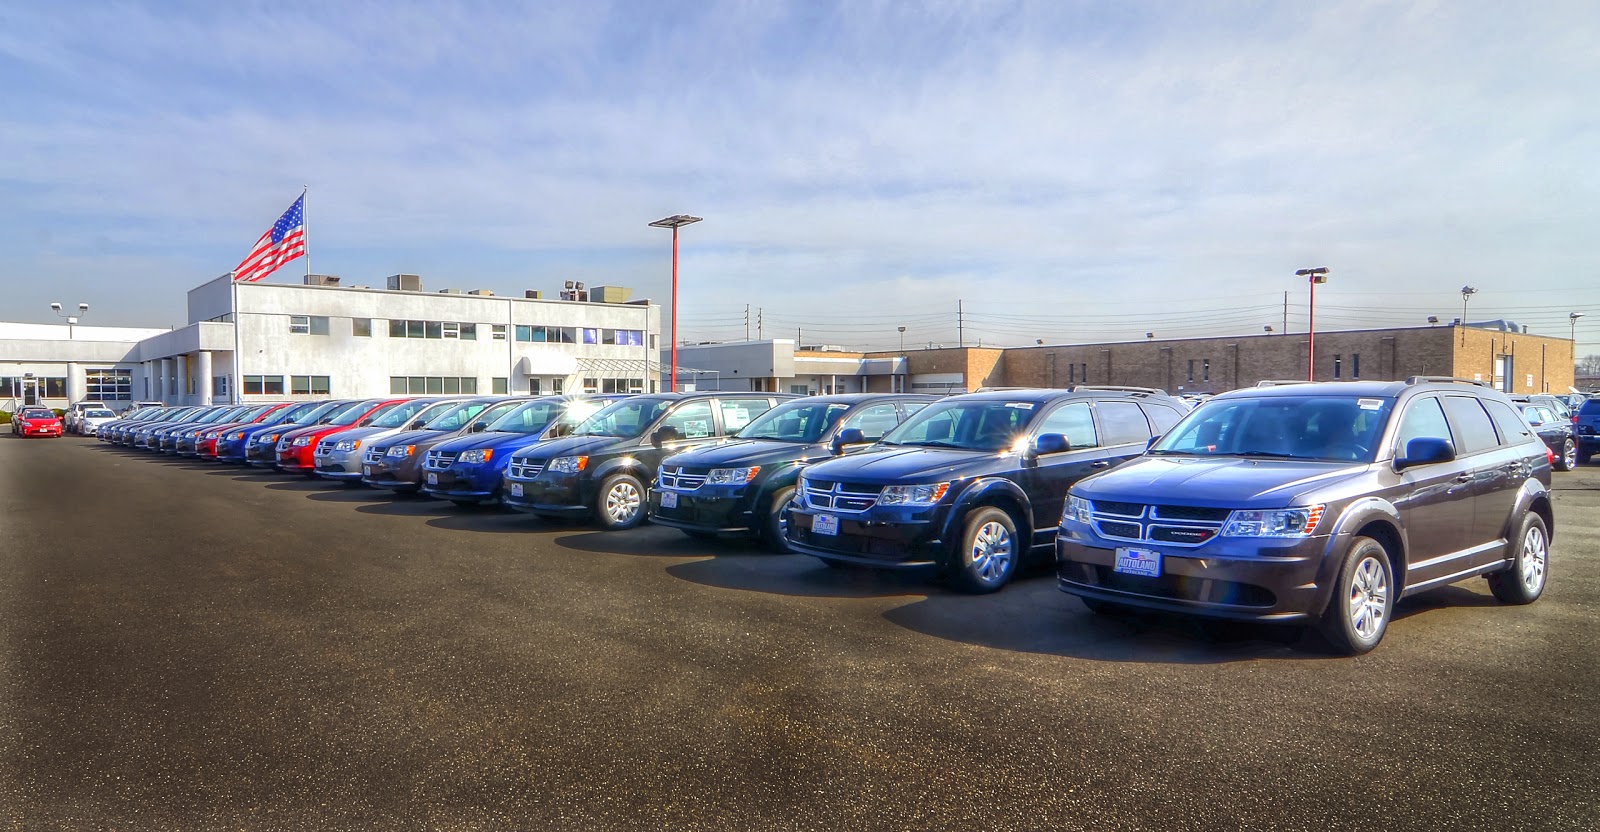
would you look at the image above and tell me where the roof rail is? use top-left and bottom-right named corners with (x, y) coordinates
top-left (1069, 385), bottom-right (1166, 396)
top-left (1254, 379), bottom-right (1315, 387)
top-left (1405, 376), bottom-right (1488, 387)
top-left (974, 386), bottom-right (1035, 392)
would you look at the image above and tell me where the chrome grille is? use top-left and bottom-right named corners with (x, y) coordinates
top-left (424, 450), bottom-right (456, 471)
top-left (801, 480), bottom-right (881, 513)
top-left (508, 459), bottom-right (546, 479)
top-left (657, 465), bottom-right (708, 490)
top-left (315, 439), bottom-right (335, 456)
top-left (276, 438), bottom-right (290, 452)
top-left (1089, 503), bottom-right (1228, 548)
top-left (364, 447), bottom-right (385, 464)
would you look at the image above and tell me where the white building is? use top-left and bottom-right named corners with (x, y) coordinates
top-left (3, 274), bottom-right (662, 412)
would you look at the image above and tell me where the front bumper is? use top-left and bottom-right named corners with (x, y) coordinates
top-left (314, 447), bottom-right (365, 480)
top-left (501, 473), bottom-right (592, 517)
top-left (19, 425), bottom-right (63, 437)
top-left (784, 503), bottom-right (947, 568)
top-left (648, 486), bottom-right (759, 534)
top-left (1054, 522), bottom-right (1333, 622)
top-left (276, 447), bottom-right (317, 472)
top-left (420, 464), bottom-right (503, 500)
top-left (362, 455), bottom-right (425, 490)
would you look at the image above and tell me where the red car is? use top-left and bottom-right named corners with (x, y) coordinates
top-left (12, 407), bottom-right (64, 437)
top-left (273, 398), bottom-right (410, 474)
top-left (197, 402), bottom-right (294, 460)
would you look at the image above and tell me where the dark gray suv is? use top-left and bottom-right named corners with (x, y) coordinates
top-left (1057, 378), bottom-right (1554, 654)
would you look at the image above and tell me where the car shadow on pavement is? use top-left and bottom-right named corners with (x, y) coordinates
top-left (263, 479), bottom-right (333, 492)
top-left (665, 551), bottom-right (946, 598)
top-left (424, 509), bottom-right (544, 535)
top-left (352, 499), bottom-right (456, 518)
top-left (303, 486), bottom-right (389, 503)
top-left (555, 527), bottom-right (734, 559)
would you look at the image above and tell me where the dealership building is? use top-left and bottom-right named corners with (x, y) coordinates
top-left (2, 274), bottom-right (661, 412)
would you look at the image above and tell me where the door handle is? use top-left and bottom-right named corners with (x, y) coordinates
top-left (1090, 460), bottom-right (1111, 469)
top-left (1453, 473), bottom-right (1473, 484)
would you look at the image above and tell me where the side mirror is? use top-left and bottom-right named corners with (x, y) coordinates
top-left (408, 420), bottom-right (427, 430)
top-left (1395, 437), bottom-right (1456, 470)
top-left (1146, 435), bottom-right (1161, 451)
top-left (830, 427), bottom-right (867, 455)
top-left (1029, 433), bottom-right (1069, 461)
top-left (469, 420), bottom-right (489, 433)
top-left (651, 427), bottom-right (678, 448)
top-left (549, 423), bottom-right (573, 438)
top-left (357, 417), bottom-right (374, 427)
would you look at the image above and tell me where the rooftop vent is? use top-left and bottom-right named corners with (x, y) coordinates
top-left (589, 285), bottom-right (633, 304)
top-left (468, 289), bottom-right (494, 296)
top-left (438, 288), bottom-right (463, 294)
top-left (386, 274), bottom-right (423, 292)
top-left (524, 290), bottom-right (543, 299)
top-left (304, 274), bottom-right (340, 287)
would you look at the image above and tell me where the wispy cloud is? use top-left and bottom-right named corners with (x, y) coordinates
top-left (2, 1), bottom-right (1596, 348)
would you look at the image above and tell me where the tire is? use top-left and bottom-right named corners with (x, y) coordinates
top-left (1315, 536), bottom-right (1394, 655)
top-left (947, 507), bottom-right (1020, 594)
top-left (760, 485), bottom-right (797, 554)
top-left (1486, 513), bottom-right (1548, 605)
top-left (595, 472), bottom-right (646, 530)
top-left (1555, 439), bottom-right (1577, 472)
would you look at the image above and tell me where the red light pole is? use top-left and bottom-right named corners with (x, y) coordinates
top-left (1295, 267), bottom-right (1329, 381)
top-left (648, 214), bottom-right (703, 392)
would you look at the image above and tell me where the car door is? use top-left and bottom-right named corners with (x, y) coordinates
top-left (1387, 395), bottom-right (1480, 587)
top-left (1479, 398), bottom-right (1542, 555)
top-left (1439, 395), bottom-right (1518, 563)
top-left (1021, 401), bottom-right (1107, 543)
top-left (644, 399), bottom-right (720, 470)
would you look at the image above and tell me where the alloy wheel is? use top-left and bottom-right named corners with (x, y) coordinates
top-left (1563, 441), bottom-right (1577, 470)
top-left (1347, 556), bottom-right (1389, 641)
top-left (969, 521), bottom-right (1013, 583)
top-left (1519, 524), bottom-right (1548, 595)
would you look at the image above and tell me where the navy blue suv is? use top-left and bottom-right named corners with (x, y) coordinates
top-left (1573, 396), bottom-right (1600, 465)
top-left (785, 388), bottom-right (1188, 593)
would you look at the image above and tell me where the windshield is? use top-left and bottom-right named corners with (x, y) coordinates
top-left (269, 403), bottom-right (318, 424)
top-left (1150, 394), bottom-right (1395, 462)
top-left (202, 408), bottom-right (246, 423)
top-left (423, 401), bottom-right (493, 431)
top-left (881, 399), bottom-right (1039, 451)
top-left (330, 400), bottom-right (386, 426)
top-left (292, 401), bottom-right (350, 426)
top-left (738, 400), bottom-right (851, 443)
top-left (369, 399), bottom-right (435, 428)
top-left (573, 398), bottom-right (672, 438)
top-left (470, 400), bottom-right (524, 428)
top-left (86, 409), bottom-right (115, 418)
top-left (21, 409), bottom-right (54, 419)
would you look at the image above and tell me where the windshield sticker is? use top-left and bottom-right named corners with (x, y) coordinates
top-left (1357, 398), bottom-right (1384, 411)
top-left (682, 420), bottom-right (711, 439)
top-left (722, 407), bottom-right (751, 429)
top-left (1005, 402), bottom-right (1035, 410)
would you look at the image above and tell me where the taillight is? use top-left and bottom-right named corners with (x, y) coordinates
top-left (1547, 448), bottom-right (1555, 465)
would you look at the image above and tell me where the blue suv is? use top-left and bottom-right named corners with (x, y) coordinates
top-left (1573, 396), bottom-right (1600, 465)
top-left (421, 395), bottom-right (624, 506)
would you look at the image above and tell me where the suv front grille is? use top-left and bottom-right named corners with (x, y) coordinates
top-left (802, 480), bottom-right (882, 513)
top-left (315, 440), bottom-right (335, 456)
top-left (364, 447), bottom-right (385, 464)
top-left (658, 466), bottom-right (708, 490)
top-left (508, 459), bottom-right (546, 479)
top-left (1090, 503), bottom-right (1228, 548)
top-left (424, 450), bottom-right (455, 471)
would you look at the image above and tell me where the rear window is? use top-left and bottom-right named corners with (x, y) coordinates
top-left (1581, 398), bottom-right (1600, 416)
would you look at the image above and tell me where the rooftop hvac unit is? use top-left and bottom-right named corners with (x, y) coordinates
top-left (468, 289), bottom-right (494, 296)
top-left (304, 274), bottom-right (340, 287)
top-left (588, 285), bottom-right (633, 304)
top-left (386, 274), bottom-right (423, 292)
top-left (524, 290), bottom-right (543, 299)
top-left (438, 288), bottom-right (463, 294)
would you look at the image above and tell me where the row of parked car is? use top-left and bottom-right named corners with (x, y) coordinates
top-left (88, 377), bottom-right (1560, 654)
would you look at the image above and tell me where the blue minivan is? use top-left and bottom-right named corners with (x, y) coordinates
top-left (421, 395), bottom-right (624, 506)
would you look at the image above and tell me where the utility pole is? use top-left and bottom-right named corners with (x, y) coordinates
top-left (1283, 291), bottom-right (1289, 333)
top-left (958, 299), bottom-right (965, 348)
top-left (744, 304), bottom-right (750, 341)
top-left (757, 308), bottom-right (763, 340)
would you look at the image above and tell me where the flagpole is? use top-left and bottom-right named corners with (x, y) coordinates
top-left (302, 185), bottom-right (310, 278)
top-left (230, 271), bottom-right (242, 405)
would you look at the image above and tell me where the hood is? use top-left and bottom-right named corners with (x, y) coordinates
top-left (801, 446), bottom-right (1006, 485)
top-left (278, 424), bottom-right (330, 442)
top-left (1072, 455), bottom-right (1373, 508)
top-left (371, 427), bottom-right (451, 449)
top-left (432, 430), bottom-right (548, 454)
top-left (664, 439), bottom-right (811, 469)
top-left (512, 433), bottom-right (628, 460)
top-left (318, 425), bottom-right (391, 444)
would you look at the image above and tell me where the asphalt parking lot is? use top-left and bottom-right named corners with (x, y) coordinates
top-left (1, 435), bottom-right (1596, 830)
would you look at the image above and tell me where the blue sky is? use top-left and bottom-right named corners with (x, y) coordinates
top-left (3, 1), bottom-right (1597, 353)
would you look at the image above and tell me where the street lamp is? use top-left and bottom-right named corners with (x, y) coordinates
top-left (50, 302), bottom-right (90, 339)
top-left (1294, 268), bottom-right (1329, 381)
top-left (1460, 286), bottom-right (1477, 346)
top-left (1571, 312), bottom-right (1585, 342)
top-left (1264, 325), bottom-right (1274, 334)
top-left (648, 214), bottom-right (703, 392)
top-left (897, 325), bottom-right (907, 352)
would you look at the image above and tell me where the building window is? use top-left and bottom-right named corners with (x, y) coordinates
top-left (290, 375), bottom-right (331, 395)
top-left (1333, 355), bottom-right (1343, 379)
top-left (528, 378), bottom-right (542, 395)
top-left (582, 377), bottom-right (599, 393)
top-left (310, 316), bottom-right (329, 335)
top-left (581, 328), bottom-right (599, 345)
top-left (213, 377), bottom-right (228, 397)
top-left (550, 378), bottom-right (563, 394)
top-left (1202, 359), bottom-right (1210, 382)
top-left (1187, 360), bottom-right (1194, 383)
top-left (353, 318), bottom-right (372, 337)
top-left (650, 335), bottom-right (659, 350)
top-left (460, 323), bottom-right (476, 341)
top-left (424, 321), bottom-right (443, 339)
top-left (244, 375), bottom-right (285, 395)
top-left (515, 325), bottom-right (533, 342)
top-left (290, 315), bottom-right (310, 334)
top-left (392, 376), bottom-right (479, 395)
top-left (408, 320), bottom-right (427, 338)
top-left (44, 377), bottom-right (68, 398)
top-left (492, 324), bottom-right (507, 340)
top-left (442, 322), bottom-right (460, 339)
top-left (601, 378), bottom-right (645, 394)
top-left (614, 329), bottom-right (644, 346)
top-left (1081, 364), bottom-right (1088, 383)
top-left (789, 385), bottom-right (809, 395)
top-left (492, 377), bottom-right (508, 394)
top-left (1353, 353), bottom-right (1361, 379)
top-left (86, 368), bottom-right (133, 401)
top-left (1069, 363), bottom-right (1076, 385)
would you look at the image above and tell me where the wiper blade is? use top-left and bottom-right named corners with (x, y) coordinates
top-left (909, 440), bottom-right (966, 449)
top-left (1234, 451), bottom-right (1302, 459)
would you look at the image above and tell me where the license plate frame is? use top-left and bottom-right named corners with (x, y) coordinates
top-left (363, 465), bottom-right (372, 477)
top-left (812, 514), bottom-right (840, 536)
top-left (1114, 546), bottom-right (1162, 578)
top-left (510, 482), bottom-right (524, 497)
top-left (426, 472), bottom-right (438, 485)
top-left (660, 491), bottom-right (679, 509)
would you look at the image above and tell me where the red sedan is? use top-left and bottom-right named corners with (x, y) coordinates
top-left (12, 407), bottom-right (64, 437)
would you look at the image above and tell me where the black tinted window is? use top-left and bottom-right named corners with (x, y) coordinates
top-left (1581, 398), bottom-right (1600, 416)
top-left (1142, 404), bottom-right (1184, 435)
top-left (1483, 400), bottom-right (1533, 445)
top-left (1097, 401), bottom-right (1153, 446)
top-left (1441, 396), bottom-right (1499, 454)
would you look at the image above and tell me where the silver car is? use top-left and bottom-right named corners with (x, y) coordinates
top-left (313, 398), bottom-right (469, 482)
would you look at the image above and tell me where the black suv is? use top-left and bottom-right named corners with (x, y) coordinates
top-left (1511, 395), bottom-right (1575, 471)
top-left (1057, 378), bottom-right (1554, 654)
top-left (649, 394), bottom-right (936, 549)
top-left (502, 392), bottom-right (794, 529)
top-left (785, 387), bottom-right (1189, 593)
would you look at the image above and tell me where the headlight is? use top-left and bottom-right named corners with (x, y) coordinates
top-left (264, 434), bottom-right (280, 443)
top-left (292, 436), bottom-right (311, 446)
top-left (185, 430), bottom-right (198, 438)
top-left (549, 456), bottom-right (588, 474)
top-left (879, 482), bottom-right (950, 506)
top-left (204, 431), bottom-right (220, 439)
top-left (386, 445), bottom-right (414, 458)
top-left (1065, 495), bottom-right (1093, 525)
top-left (334, 440), bottom-right (361, 451)
top-left (707, 466), bottom-right (760, 485)
top-left (228, 432), bottom-right (245, 440)
top-left (458, 448), bottom-right (493, 464)
top-left (1222, 506), bottom-right (1326, 537)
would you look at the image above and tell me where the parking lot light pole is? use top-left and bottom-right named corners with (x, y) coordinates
top-left (1570, 312), bottom-right (1584, 342)
top-left (648, 215), bottom-right (703, 392)
top-left (1294, 268), bottom-right (1329, 381)
top-left (50, 301), bottom-right (90, 340)
top-left (1460, 286), bottom-right (1478, 346)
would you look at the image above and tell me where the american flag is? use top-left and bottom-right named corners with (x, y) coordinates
top-left (233, 193), bottom-right (306, 283)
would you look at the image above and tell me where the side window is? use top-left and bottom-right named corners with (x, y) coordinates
top-left (1096, 400), bottom-right (1154, 446)
top-left (660, 401), bottom-right (714, 440)
top-left (839, 403), bottom-right (904, 441)
top-left (1394, 397), bottom-right (1451, 452)
top-left (1140, 403), bottom-right (1184, 435)
top-left (716, 398), bottom-right (774, 434)
top-left (1482, 400), bottom-right (1533, 446)
top-left (1035, 402), bottom-right (1097, 450)
top-left (902, 401), bottom-right (930, 416)
top-left (1440, 396), bottom-right (1499, 454)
